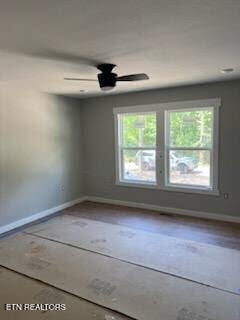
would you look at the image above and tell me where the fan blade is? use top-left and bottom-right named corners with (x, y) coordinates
top-left (64, 78), bottom-right (97, 81)
top-left (116, 73), bottom-right (149, 81)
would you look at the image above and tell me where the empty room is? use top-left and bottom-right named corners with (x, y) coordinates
top-left (0, 1), bottom-right (240, 319)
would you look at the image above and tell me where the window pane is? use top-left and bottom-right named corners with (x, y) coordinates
top-left (168, 150), bottom-right (211, 187)
top-left (169, 108), bottom-right (213, 148)
top-left (122, 113), bottom-right (156, 147)
top-left (123, 149), bottom-right (156, 182)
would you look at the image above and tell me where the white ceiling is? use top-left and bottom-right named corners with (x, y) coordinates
top-left (0, 0), bottom-right (240, 97)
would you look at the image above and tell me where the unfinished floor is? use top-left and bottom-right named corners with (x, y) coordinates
top-left (0, 201), bottom-right (240, 320)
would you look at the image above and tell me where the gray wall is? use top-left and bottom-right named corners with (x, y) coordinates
top-left (1, 80), bottom-right (239, 227)
top-left (0, 87), bottom-right (83, 227)
top-left (81, 80), bottom-right (240, 218)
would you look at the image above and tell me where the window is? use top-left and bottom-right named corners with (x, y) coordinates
top-left (118, 113), bottom-right (157, 184)
top-left (166, 108), bottom-right (214, 189)
top-left (114, 98), bottom-right (220, 195)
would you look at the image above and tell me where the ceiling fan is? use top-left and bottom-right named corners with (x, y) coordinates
top-left (64, 63), bottom-right (149, 91)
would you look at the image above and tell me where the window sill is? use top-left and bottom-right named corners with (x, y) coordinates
top-left (116, 181), bottom-right (220, 196)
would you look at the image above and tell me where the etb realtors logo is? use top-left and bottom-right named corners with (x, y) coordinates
top-left (4, 304), bottom-right (66, 311)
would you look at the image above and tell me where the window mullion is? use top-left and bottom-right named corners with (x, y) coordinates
top-left (156, 109), bottom-right (164, 187)
top-left (164, 110), bottom-right (170, 187)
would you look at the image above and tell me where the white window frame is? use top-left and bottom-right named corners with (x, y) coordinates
top-left (116, 111), bottom-right (157, 186)
top-left (114, 98), bottom-right (220, 195)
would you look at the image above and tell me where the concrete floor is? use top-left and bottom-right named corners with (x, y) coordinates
top-left (0, 201), bottom-right (240, 319)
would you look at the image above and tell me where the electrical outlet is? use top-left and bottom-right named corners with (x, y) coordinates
top-left (223, 193), bottom-right (229, 199)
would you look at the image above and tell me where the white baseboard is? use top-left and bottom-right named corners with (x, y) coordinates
top-left (0, 196), bottom-right (87, 236)
top-left (86, 196), bottom-right (240, 224)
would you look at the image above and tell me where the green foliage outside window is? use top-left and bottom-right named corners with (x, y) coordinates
top-left (121, 109), bottom-right (213, 165)
top-left (122, 113), bottom-right (156, 147)
top-left (169, 109), bottom-right (213, 148)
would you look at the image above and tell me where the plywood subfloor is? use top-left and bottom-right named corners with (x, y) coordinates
top-left (1, 201), bottom-right (240, 320)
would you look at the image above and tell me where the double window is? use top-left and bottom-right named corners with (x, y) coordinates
top-left (114, 98), bottom-right (220, 194)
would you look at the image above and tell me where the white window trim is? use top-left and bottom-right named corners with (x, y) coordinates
top-left (114, 98), bottom-right (221, 196)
